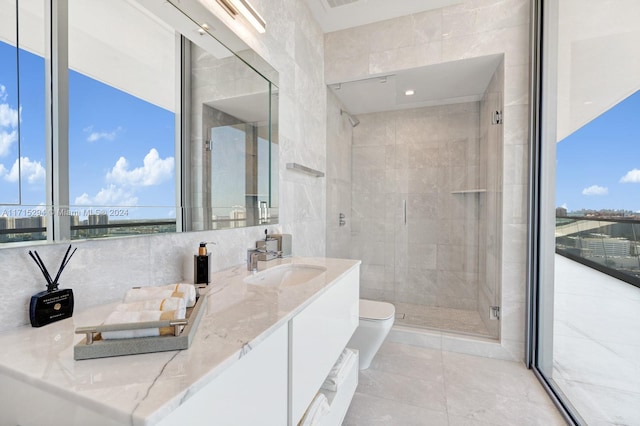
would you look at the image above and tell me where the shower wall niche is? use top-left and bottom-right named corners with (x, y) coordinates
top-left (348, 60), bottom-right (504, 339)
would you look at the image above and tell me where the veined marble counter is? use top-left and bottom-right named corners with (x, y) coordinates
top-left (0, 257), bottom-right (360, 426)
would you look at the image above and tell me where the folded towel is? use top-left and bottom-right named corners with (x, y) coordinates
top-left (115, 297), bottom-right (186, 319)
top-left (123, 284), bottom-right (196, 308)
top-left (101, 310), bottom-right (178, 340)
top-left (299, 393), bottom-right (330, 426)
top-left (321, 348), bottom-right (357, 392)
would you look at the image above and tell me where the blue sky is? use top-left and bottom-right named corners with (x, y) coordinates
top-left (0, 42), bottom-right (175, 219)
top-left (556, 90), bottom-right (640, 213)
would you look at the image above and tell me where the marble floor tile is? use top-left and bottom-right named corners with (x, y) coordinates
top-left (346, 341), bottom-right (566, 425)
top-left (443, 352), bottom-right (552, 405)
top-left (357, 368), bottom-right (447, 412)
top-left (370, 342), bottom-right (444, 382)
top-left (445, 385), bottom-right (566, 426)
top-left (343, 392), bottom-right (449, 426)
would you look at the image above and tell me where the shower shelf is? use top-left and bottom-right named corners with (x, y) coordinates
top-left (286, 163), bottom-right (325, 177)
top-left (451, 189), bottom-right (487, 194)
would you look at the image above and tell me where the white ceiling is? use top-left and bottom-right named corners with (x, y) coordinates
top-left (304, 0), bottom-right (462, 33)
top-left (307, 0), bottom-right (500, 116)
top-left (331, 54), bottom-right (503, 115)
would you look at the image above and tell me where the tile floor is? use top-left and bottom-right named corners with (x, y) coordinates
top-left (343, 341), bottom-right (566, 425)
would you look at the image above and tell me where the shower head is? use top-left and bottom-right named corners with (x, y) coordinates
top-left (340, 109), bottom-right (360, 127)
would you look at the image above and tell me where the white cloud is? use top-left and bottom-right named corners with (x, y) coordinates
top-left (74, 184), bottom-right (138, 206)
top-left (0, 157), bottom-right (45, 184)
top-left (0, 103), bottom-right (19, 128)
top-left (85, 126), bottom-right (121, 142)
top-left (0, 95), bottom-right (19, 157)
top-left (620, 168), bottom-right (640, 183)
top-left (74, 149), bottom-right (172, 209)
top-left (106, 148), bottom-right (174, 187)
top-left (0, 129), bottom-right (18, 157)
top-left (582, 185), bottom-right (608, 196)
top-left (561, 203), bottom-right (568, 210)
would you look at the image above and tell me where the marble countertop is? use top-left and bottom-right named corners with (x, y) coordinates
top-left (0, 257), bottom-right (360, 426)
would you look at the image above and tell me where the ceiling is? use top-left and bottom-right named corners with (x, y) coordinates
top-left (331, 54), bottom-right (503, 115)
top-left (304, 0), bottom-right (500, 116)
top-left (304, 0), bottom-right (462, 33)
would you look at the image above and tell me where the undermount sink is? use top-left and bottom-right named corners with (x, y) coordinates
top-left (245, 264), bottom-right (327, 287)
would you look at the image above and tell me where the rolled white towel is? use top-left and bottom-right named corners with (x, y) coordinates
top-left (161, 283), bottom-right (196, 307)
top-left (321, 348), bottom-right (357, 392)
top-left (299, 393), bottom-right (330, 426)
top-left (101, 310), bottom-right (179, 340)
top-left (115, 297), bottom-right (186, 319)
top-left (123, 284), bottom-right (196, 308)
top-left (123, 288), bottom-right (184, 304)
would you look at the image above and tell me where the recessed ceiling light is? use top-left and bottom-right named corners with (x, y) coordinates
top-left (405, 90), bottom-right (415, 96)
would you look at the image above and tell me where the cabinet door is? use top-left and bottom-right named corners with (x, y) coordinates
top-left (159, 325), bottom-right (288, 426)
top-left (290, 266), bottom-right (359, 424)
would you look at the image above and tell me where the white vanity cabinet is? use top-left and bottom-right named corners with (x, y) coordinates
top-left (290, 266), bottom-right (359, 424)
top-left (158, 325), bottom-right (289, 426)
top-left (160, 264), bottom-right (359, 426)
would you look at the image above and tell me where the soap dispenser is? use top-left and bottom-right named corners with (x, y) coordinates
top-left (194, 242), bottom-right (212, 285)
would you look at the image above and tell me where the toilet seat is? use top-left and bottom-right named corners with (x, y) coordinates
top-left (359, 299), bottom-right (395, 321)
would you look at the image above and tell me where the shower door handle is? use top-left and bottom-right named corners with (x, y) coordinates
top-left (403, 200), bottom-right (407, 225)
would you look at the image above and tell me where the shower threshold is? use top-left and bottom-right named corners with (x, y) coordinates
top-left (393, 302), bottom-right (494, 338)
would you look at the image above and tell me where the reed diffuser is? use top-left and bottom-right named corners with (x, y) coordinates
top-left (28, 244), bottom-right (77, 327)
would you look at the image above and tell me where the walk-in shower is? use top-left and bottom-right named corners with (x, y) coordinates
top-left (327, 55), bottom-right (504, 339)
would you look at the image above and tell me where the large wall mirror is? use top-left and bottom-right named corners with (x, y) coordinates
top-left (0, 0), bottom-right (278, 244)
top-left (151, 0), bottom-right (279, 231)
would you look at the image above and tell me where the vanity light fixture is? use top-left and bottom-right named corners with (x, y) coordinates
top-left (216, 0), bottom-right (266, 33)
top-left (405, 89), bottom-right (415, 96)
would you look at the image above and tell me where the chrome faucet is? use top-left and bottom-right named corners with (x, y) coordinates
top-left (246, 248), bottom-right (280, 272)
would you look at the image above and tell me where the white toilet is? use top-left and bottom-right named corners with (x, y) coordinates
top-left (347, 299), bottom-right (395, 370)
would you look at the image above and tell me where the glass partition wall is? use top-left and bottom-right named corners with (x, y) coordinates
top-left (533, 1), bottom-right (640, 424)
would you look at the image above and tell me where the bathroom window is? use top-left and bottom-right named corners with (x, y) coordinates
top-left (67, 0), bottom-right (177, 239)
top-left (0, 0), bottom-right (47, 243)
top-left (1, 0), bottom-right (178, 244)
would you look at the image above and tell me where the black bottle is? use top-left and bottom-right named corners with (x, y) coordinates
top-left (194, 242), bottom-right (211, 285)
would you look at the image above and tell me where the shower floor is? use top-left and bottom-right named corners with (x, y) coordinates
top-left (393, 302), bottom-right (492, 337)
